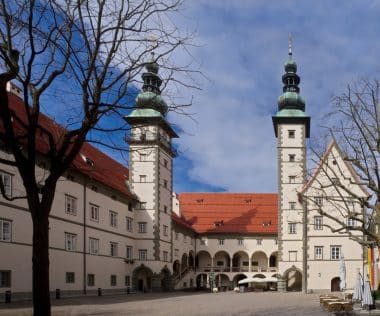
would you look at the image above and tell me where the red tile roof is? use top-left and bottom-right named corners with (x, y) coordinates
top-left (5, 93), bottom-right (136, 200)
top-left (177, 193), bottom-right (278, 234)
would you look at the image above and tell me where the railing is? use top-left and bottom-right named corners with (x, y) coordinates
top-left (196, 266), bottom-right (277, 273)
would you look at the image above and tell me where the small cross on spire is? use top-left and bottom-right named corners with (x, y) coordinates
top-left (288, 34), bottom-right (293, 56)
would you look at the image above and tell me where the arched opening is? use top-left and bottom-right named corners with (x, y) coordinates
top-left (233, 274), bottom-right (248, 287)
top-left (173, 260), bottom-right (180, 276)
top-left (213, 251), bottom-right (231, 272)
top-left (215, 274), bottom-right (230, 291)
top-left (331, 277), bottom-right (341, 292)
top-left (160, 266), bottom-right (172, 291)
top-left (196, 273), bottom-right (208, 289)
top-left (181, 253), bottom-right (188, 273)
top-left (196, 251), bottom-right (212, 272)
top-left (284, 269), bottom-right (302, 292)
top-left (269, 251), bottom-right (278, 271)
top-left (232, 251), bottom-right (249, 272)
top-left (132, 265), bottom-right (153, 292)
top-left (251, 251), bottom-right (269, 272)
top-left (189, 251), bottom-right (195, 269)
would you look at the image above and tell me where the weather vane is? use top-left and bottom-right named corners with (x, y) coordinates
top-left (288, 33), bottom-right (293, 56)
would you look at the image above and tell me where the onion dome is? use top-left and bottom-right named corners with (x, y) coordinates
top-left (135, 52), bottom-right (168, 115)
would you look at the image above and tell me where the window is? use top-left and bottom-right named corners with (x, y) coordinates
top-left (109, 211), bottom-right (118, 227)
top-left (314, 246), bottom-right (323, 260)
top-left (163, 205), bottom-right (168, 213)
top-left (0, 219), bottom-right (11, 241)
top-left (289, 154), bottom-right (295, 162)
top-left (216, 261), bottom-right (224, 266)
top-left (289, 251), bottom-right (297, 262)
top-left (65, 233), bottom-right (77, 251)
top-left (89, 238), bottom-right (99, 255)
top-left (238, 239), bottom-right (243, 245)
top-left (66, 272), bottom-right (75, 283)
top-left (110, 275), bottom-right (117, 286)
top-left (89, 204), bottom-right (99, 221)
top-left (0, 172), bottom-right (12, 197)
top-left (163, 159), bottom-right (168, 168)
top-left (163, 251), bottom-right (168, 261)
top-left (331, 246), bottom-right (341, 260)
top-left (288, 223), bottom-right (296, 234)
top-left (163, 179), bottom-right (168, 188)
top-left (137, 202), bottom-right (147, 210)
top-left (110, 242), bottom-right (118, 257)
top-left (65, 195), bottom-right (77, 215)
top-left (125, 275), bottom-right (131, 287)
top-left (140, 153), bottom-right (147, 161)
top-left (140, 175), bottom-right (147, 182)
top-left (314, 196), bottom-right (323, 206)
top-left (128, 203), bottom-right (133, 212)
top-left (87, 274), bottom-right (95, 287)
top-left (138, 222), bottom-right (147, 233)
top-left (175, 232), bottom-right (179, 240)
top-left (288, 130), bottom-right (295, 138)
top-left (314, 216), bottom-right (323, 230)
top-left (257, 239), bottom-right (262, 245)
top-left (174, 249), bottom-right (179, 256)
top-left (200, 238), bottom-right (206, 245)
top-left (0, 271), bottom-right (11, 287)
top-left (289, 202), bottom-right (296, 210)
top-left (139, 249), bottom-right (147, 261)
top-left (163, 225), bottom-right (168, 236)
top-left (289, 176), bottom-right (296, 183)
top-left (126, 217), bottom-right (133, 232)
top-left (126, 246), bottom-right (133, 259)
top-left (218, 239), bottom-right (224, 245)
top-left (331, 177), bottom-right (339, 185)
top-left (347, 218), bottom-right (356, 227)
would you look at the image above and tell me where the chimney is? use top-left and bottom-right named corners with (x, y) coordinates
top-left (6, 81), bottom-right (22, 98)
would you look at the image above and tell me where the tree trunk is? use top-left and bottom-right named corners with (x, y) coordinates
top-left (32, 214), bottom-right (51, 316)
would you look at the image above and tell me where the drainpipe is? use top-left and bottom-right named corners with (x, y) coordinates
top-left (302, 199), bottom-right (308, 293)
top-left (83, 182), bottom-right (87, 295)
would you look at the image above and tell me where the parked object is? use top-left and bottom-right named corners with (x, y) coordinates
top-left (352, 269), bottom-right (363, 302)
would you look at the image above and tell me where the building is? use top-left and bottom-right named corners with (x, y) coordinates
top-left (0, 47), bottom-right (368, 299)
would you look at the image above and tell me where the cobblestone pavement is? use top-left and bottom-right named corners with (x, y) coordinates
top-left (0, 291), bottom-right (334, 316)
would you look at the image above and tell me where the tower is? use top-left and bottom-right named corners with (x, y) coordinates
top-left (125, 53), bottom-right (178, 291)
top-left (272, 39), bottom-right (310, 292)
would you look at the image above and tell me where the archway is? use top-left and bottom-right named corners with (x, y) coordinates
top-left (189, 251), bottom-right (195, 269)
top-left (284, 268), bottom-right (302, 292)
top-left (269, 251), bottom-right (278, 271)
top-left (196, 251), bottom-right (212, 272)
top-left (215, 274), bottom-right (230, 291)
top-left (232, 251), bottom-right (249, 272)
top-left (251, 251), bottom-right (269, 272)
top-left (233, 273), bottom-right (248, 287)
top-left (160, 266), bottom-right (172, 291)
top-left (132, 265), bottom-right (153, 292)
top-left (196, 273), bottom-right (208, 289)
top-left (173, 260), bottom-right (180, 276)
top-left (213, 251), bottom-right (231, 272)
top-left (181, 253), bottom-right (188, 273)
top-left (331, 277), bottom-right (341, 292)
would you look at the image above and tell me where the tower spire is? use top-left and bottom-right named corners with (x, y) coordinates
top-left (288, 34), bottom-right (292, 56)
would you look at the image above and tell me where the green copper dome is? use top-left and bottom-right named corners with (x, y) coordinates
top-left (284, 56), bottom-right (297, 73)
top-left (278, 91), bottom-right (305, 111)
top-left (135, 91), bottom-right (168, 115)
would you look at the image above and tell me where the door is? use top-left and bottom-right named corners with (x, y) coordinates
top-left (331, 277), bottom-right (341, 291)
top-left (138, 279), bottom-right (144, 291)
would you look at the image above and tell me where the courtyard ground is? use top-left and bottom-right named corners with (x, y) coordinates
top-left (0, 290), bottom-right (334, 316)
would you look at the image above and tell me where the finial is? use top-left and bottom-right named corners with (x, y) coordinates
top-left (288, 34), bottom-right (292, 56)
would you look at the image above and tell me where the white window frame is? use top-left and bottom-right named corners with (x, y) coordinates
top-left (126, 246), bottom-right (133, 259)
top-left (110, 242), bottom-right (118, 257)
top-left (138, 249), bottom-right (147, 261)
top-left (126, 217), bottom-right (133, 232)
top-left (65, 233), bottom-right (77, 251)
top-left (139, 175), bottom-right (147, 183)
top-left (138, 222), bottom-right (147, 233)
top-left (288, 223), bottom-right (296, 234)
top-left (89, 203), bottom-right (99, 221)
top-left (65, 194), bottom-right (77, 215)
top-left (314, 196), bottom-right (323, 206)
top-left (89, 238), bottom-right (99, 255)
top-left (0, 219), bottom-right (11, 242)
top-left (314, 246), bottom-right (323, 260)
top-left (314, 216), bottom-right (323, 230)
top-left (347, 217), bottom-right (356, 227)
top-left (109, 211), bottom-right (118, 227)
top-left (163, 251), bottom-right (168, 262)
top-left (0, 171), bottom-right (12, 197)
top-left (330, 246), bottom-right (341, 260)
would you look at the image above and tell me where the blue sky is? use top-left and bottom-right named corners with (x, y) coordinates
top-left (168, 1), bottom-right (380, 193)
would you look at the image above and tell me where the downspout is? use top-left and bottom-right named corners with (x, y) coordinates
top-left (83, 182), bottom-right (87, 295)
top-left (302, 198), bottom-right (308, 293)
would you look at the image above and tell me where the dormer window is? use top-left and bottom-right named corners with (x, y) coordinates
top-left (196, 199), bottom-right (204, 204)
top-left (214, 220), bottom-right (224, 227)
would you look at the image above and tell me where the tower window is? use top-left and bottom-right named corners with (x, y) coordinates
top-left (289, 202), bottom-right (296, 210)
top-left (288, 130), bottom-right (295, 138)
top-left (289, 154), bottom-right (295, 162)
top-left (288, 223), bottom-right (296, 234)
top-left (289, 176), bottom-right (296, 183)
top-left (163, 159), bottom-right (168, 168)
top-left (139, 175), bottom-right (147, 183)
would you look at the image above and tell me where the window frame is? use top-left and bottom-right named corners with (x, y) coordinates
top-left (218, 239), bottom-right (224, 245)
top-left (288, 130), bottom-right (295, 138)
top-left (314, 246), bottom-right (323, 260)
top-left (0, 218), bottom-right (11, 242)
top-left (110, 274), bottom-right (117, 286)
top-left (289, 202), bottom-right (296, 210)
top-left (138, 222), bottom-right (147, 233)
top-left (163, 225), bottom-right (168, 236)
top-left (89, 203), bottom-right (99, 222)
top-left (314, 216), bottom-right (323, 230)
top-left (110, 242), bottom-right (118, 257)
top-left (288, 223), bottom-right (296, 234)
top-left (126, 216), bottom-right (133, 232)
top-left (65, 233), bottom-right (77, 251)
top-left (89, 237), bottom-right (99, 255)
top-left (138, 249), bottom-right (147, 261)
top-left (289, 154), bottom-right (295, 162)
top-left (109, 210), bottom-right (118, 228)
top-left (0, 270), bottom-right (11, 287)
top-left (0, 171), bottom-right (12, 198)
top-left (163, 251), bottom-right (168, 262)
top-left (87, 274), bottom-right (95, 287)
top-left (126, 246), bottom-right (133, 259)
top-left (330, 246), bottom-right (341, 260)
top-left (65, 272), bottom-right (75, 284)
top-left (65, 194), bottom-right (77, 215)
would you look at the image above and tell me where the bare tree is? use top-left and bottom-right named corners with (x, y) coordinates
top-left (300, 78), bottom-right (379, 246)
top-left (0, 1), bottom-right (197, 315)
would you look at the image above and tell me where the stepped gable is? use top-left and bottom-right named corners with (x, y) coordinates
top-left (178, 193), bottom-right (278, 234)
top-left (4, 93), bottom-right (136, 200)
